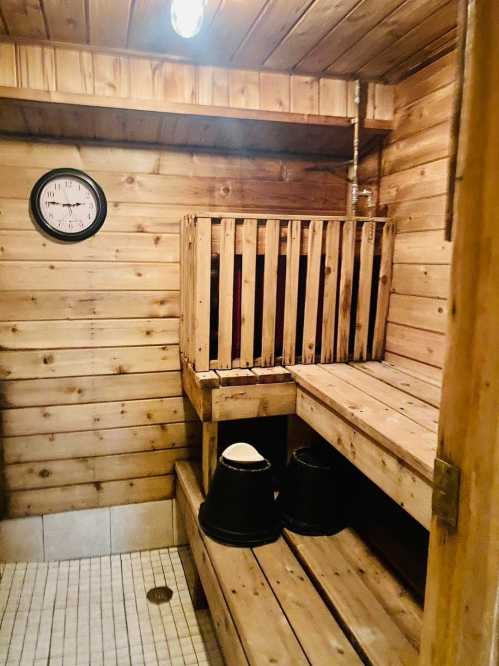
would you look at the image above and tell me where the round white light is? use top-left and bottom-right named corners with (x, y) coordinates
top-left (171, 0), bottom-right (205, 39)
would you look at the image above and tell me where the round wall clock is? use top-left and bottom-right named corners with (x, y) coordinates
top-left (30, 168), bottom-right (107, 242)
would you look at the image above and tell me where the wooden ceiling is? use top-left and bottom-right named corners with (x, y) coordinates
top-left (0, 0), bottom-right (458, 82)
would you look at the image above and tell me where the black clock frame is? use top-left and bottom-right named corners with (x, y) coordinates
top-left (30, 168), bottom-right (107, 242)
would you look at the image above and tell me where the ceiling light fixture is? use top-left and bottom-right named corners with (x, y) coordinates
top-left (171, 0), bottom-right (206, 39)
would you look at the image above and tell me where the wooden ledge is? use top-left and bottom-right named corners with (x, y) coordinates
top-left (181, 359), bottom-right (296, 422)
top-left (0, 86), bottom-right (392, 156)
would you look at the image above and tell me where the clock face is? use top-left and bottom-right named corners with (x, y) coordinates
top-left (39, 175), bottom-right (98, 234)
top-left (30, 169), bottom-right (107, 242)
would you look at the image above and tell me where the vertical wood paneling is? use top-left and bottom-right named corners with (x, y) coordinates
top-left (217, 218), bottom-right (236, 368)
top-left (354, 221), bottom-right (375, 360)
top-left (321, 221), bottom-right (340, 363)
top-left (282, 219), bottom-right (301, 366)
top-left (261, 220), bottom-right (280, 366)
top-left (194, 218), bottom-right (212, 371)
top-left (240, 219), bottom-right (257, 368)
top-left (17, 45), bottom-right (56, 91)
top-left (336, 220), bottom-right (356, 361)
top-left (373, 222), bottom-right (395, 358)
top-left (302, 220), bottom-right (323, 363)
top-left (0, 43), bottom-right (17, 86)
top-left (290, 75), bottom-right (319, 114)
top-left (55, 48), bottom-right (94, 94)
top-left (260, 72), bottom-right (290, 112)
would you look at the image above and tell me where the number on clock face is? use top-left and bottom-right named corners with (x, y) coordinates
top-left (39, 176), bottom-right (98, 234)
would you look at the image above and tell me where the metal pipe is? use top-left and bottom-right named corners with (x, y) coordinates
top-left (351, 79), bottom-right (374, 215)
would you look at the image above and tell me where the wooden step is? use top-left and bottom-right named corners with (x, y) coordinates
top-left (287, 363), bottom-right (437, 480)
top-left (288, 361), bottom-right (438, 528)
top-left (176, 461), bottom-right (422, 666)
top-left (285, 529), bottom-right (423, 666)
top-left (176, 461), bottom-right (361, 665)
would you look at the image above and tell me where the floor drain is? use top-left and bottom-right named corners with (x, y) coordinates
top-left (146, 586), bottom-right (174, 605)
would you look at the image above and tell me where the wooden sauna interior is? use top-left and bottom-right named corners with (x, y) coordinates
top-left (0, 0), bottom-right (497, 665)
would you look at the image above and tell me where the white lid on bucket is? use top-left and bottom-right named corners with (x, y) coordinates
top-left (222, 442), bottom-right (264, 464)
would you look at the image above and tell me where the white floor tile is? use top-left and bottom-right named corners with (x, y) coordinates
top-left (0, 547), bottom-right (223, 665)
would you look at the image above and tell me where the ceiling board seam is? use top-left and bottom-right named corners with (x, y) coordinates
top-left (125, 0), bottom-right (138, 51)
top-left (323, 0), bottom-right (412, 75)
top-left (84, 0), bottom-right (90, 45)
top-left (376, 2), bottom-right (457, 80)
top-left (386, 32), bottom-right (457, 83)
top-left (38, 0), bottom-right (51, 41)
top-left (230, 0), bottom-right (317, 68)
top-left (326, 0), bottom-right (419, 76)
top-left (227, 0), bottom-right (273, 64)
top-left (0, 7), bottom-right (9, 36)
top-left (293, 0), bottom-right (366, 73)
top-left (262, 0), bottom-right (321, 70)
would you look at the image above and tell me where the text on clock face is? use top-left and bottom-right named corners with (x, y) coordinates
top-left (39, 176), bottom-right (98, 233)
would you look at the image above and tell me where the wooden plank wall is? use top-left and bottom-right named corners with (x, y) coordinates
top-left (362, 51), bottom-right (456, 382)
top-left (0, 137), bottom-right (347, 518)
top-left (0, 41), bottom-right (392, 121)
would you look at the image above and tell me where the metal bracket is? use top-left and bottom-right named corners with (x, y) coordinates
top-left (433, 457), bottom-right (461, 530)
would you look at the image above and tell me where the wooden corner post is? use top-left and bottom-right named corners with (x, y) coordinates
top-left (419, 1), bottom-right (499, 664)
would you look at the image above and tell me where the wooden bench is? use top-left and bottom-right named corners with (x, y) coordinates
top-left (183, 358), bottom-right (440, 528)
top-left (176, 461), bottom-right (423, 666)
top-left (288, 362), bottom-right (440, 529)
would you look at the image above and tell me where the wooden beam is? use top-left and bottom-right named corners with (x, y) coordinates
top-left (202, 422), bottom-right (218, 496)
top-left (420, 1), bottom-right (499, 663)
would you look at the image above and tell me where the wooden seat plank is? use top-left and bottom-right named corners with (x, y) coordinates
top-left (216, 368), bottom-right (258, 386)
top-left (332, 529), bottom-right (423, 651)
top-left (254, 539), bottom-right (362, 665)
top-left (285, 530), bottom-right (419, 666)
top-left (176, 462), bottom-right (309, 666)
top-left (382, 358), bottom-right (442, 388)
top-left (176, 480), bottom-right (249, 666)
top-left (323, 363), bottom-right (439, 433)
top-left (350, 361), bottom-right (441, 408)
top-left (287, 364), bottom-right (436, 480)
top-left (251, 366), bottom-right (293, 383)
top-left (296, 389), bottom-right (432, 528)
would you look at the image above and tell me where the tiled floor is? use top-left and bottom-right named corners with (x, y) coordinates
top-left (0, 548), bottom-right (224, 666)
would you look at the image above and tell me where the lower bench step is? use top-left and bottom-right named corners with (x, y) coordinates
top-left (176, 461), bottom-right (422, 666)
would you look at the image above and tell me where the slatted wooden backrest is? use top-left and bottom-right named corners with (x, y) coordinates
top-left (180, 214), bottom-right (393, 371)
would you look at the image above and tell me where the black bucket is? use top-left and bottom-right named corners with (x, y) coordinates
top-left (278, 446), bottom-right (343, 536)
top-left (199, 450), bottom-right (281, 547)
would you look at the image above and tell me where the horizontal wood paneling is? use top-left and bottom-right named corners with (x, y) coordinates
top-left (388, 294), bottom-right (448, 333)
top-left (3, 396), bottom-right (195, 437)
top-left (0, 318), bottom-right (178, 349)
top-left (377, 53), bottom-right (455, 374)
top-left (1, 371), bottom-right (182, 407)
top-left (0, 231), bottom-right (179, 262)
top-left (0, 165), bottom-right (346, 211)
top-left (0, 291), bottom-right (179, 320)
top-left (391, 265), bottom-right (450, 299)
top-left (5, 448), bottom-right (194, 491)
top-left (385, 323), bottom-right (446, 368)
top-left (0, 262), bottom-right (179, 290)
top-left (8, 475), bottom-right (176, 518)
top-left (4, 422), bottom-right (201, 464)
top-left (0, 136), bottom-right (348, 517)
top-left (0, 345), bottom-right (180, 380)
